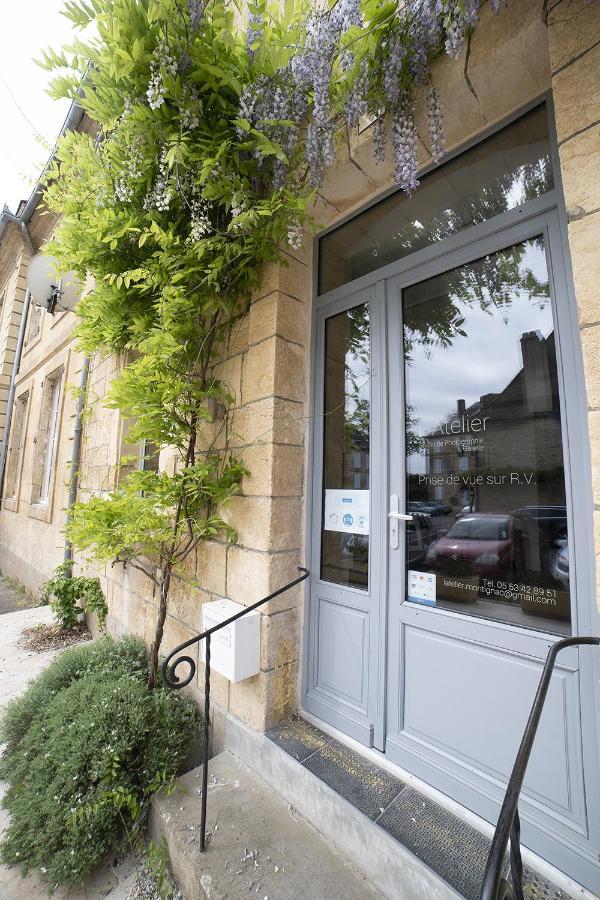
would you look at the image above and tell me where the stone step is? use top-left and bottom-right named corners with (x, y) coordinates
top-left (149, 750), bottom-right (386, 900)
top-left (223, 714), bottom-right (582, 900)
top-left (223, 716), bottom-right (462, 900)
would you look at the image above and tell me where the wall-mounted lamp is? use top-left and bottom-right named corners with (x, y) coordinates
top-left (26, 253), bottom-right (83, 315)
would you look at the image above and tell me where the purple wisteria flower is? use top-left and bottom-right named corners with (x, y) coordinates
top-left (445, 0), bottom-right (481, 58)
top-left (392, 106), bottom-right (419, 194)
top-left (427, 86), bottom-right (445, 162)
top-left (246, 10), bottom-right (263, 61)
top-left (408, 0), bottom-right (443, 85)
top-left (382, 31), bottom-right (405, 106)
top-left (345, 62), bottom-right (369, 130)
top-left (372, 114), bottom-right (387, 164)
top-left (188, 0), bottom-right (202, 32)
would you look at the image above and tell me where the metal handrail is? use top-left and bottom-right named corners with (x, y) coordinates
top-left (480, 635), bottom-right (600, 900)
top-left (161, 566), bottom-right (310, 851)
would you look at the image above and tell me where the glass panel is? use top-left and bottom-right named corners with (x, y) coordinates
top-left (321, 303), bottom-right (370, 589)
top-left (320, 105), bottom-right (553, 294)
top-left (403, 238), bottom-right (571, 635)
top-left (40, 378), bottom-right (61, 503)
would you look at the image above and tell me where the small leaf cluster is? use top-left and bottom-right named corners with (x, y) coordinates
top-left (41, 561), bottom-right (108, 629)
top-left (0, 636), bottom-right (196, 892)
top-left (68, 457), bottom-right (246, 569)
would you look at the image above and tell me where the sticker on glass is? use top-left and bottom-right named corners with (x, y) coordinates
top-left (407, 570), bottom-right (436, 607)
top-left (324, 489), bottom-right (369, 535)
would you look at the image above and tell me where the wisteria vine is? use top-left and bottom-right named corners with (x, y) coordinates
top-left (108, 0), bottom-right (513, 253)
top-left (46, 0), bottom-right (513, 276)
top-left (233, 0), bottom-right (505, 204)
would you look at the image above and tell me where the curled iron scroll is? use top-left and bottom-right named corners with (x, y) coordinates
top-left (160, 566), bottom-right (310, 691)
top-left (161, 643), bottom-right (201, 689)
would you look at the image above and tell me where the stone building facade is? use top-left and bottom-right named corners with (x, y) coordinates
top-left (1, 0), bottom-right (600, 893)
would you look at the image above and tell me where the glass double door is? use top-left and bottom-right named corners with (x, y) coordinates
top-left (306, 211), bottom-right (600, 890)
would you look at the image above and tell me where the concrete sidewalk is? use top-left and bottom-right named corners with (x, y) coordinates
top-left (0, 606), bottom-right (139, 899)
top-left (0, 573), bottom-right (38, 616)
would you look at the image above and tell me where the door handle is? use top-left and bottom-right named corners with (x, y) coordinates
top-left (388, 495), bottom-right (411, 550)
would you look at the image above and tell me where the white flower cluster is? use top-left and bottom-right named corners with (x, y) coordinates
top-left (114, 174), bottom-right (134, 203)
top-left (181, 104), bottom-right (200, 130)
top-left (114, 140), bottom-right (145, 203)
top-left (287, 221), bottom-right (303, 251)
top-left (229, 194), bottom-right (247, 230)
top-left (180, 85), bottom-right (201, 130)
top-left (143, 149), bottom-right (172, 211)
top-left (189, 196), bottom-right (212, 242)
top-left (146, 39), bottom-right (178, 110)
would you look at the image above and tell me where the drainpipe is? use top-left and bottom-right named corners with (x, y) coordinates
top-left (0, 287), bottom-right (32, 500)
top-left (64, 354), bottom-right (90, 566)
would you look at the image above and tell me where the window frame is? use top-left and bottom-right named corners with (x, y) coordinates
top-left (4, 390), bottom-right (30, 503)
top-left (30, 366), bottom-right (64, 513)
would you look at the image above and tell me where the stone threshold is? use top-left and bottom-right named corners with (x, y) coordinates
top-left (150, 750), bottom-right (385, 900)
top-left (265, 715), bottom-right (572, 900)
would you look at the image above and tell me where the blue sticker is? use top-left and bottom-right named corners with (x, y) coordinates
top-left (343, 513), bottom-right (354, 527)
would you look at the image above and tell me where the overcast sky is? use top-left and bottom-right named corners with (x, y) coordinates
top-left (0, 1), bottom-right (77, 213)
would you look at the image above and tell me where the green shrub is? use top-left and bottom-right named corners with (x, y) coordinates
top-left (0, 636), bottom-right (196, 892)
top-left (0, 635), bottom-right (148, 751)
top-left (41, 562), bottom-right (109, 630)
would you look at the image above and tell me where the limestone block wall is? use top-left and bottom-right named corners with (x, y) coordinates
top-left (76, 351), bottom-right (153, 637)
top-left (547, 0), bottom-right (600, 608)
top-left (0, 203), bottom-right (83, 592)
top-left (85, 248), bottom-right (312, 734)
top-left (0, 311), bottom-right (84, 591)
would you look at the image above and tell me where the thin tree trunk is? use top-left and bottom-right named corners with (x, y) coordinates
top-left (145, 325), bottom-right (219, 689)
top-left (148, 565), bottom-right (171, 689)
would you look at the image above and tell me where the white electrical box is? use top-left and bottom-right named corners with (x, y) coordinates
top-left (201, 599), bottom-right (260, 683)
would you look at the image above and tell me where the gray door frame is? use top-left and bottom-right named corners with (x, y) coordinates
top-left (383, 207), bottom-right (600, 890)
top-left (303, 282), bottom-right (388, 748)
top-left (302, 98), bottom-right (600, 890)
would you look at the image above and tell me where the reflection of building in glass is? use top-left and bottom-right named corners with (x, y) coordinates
top-left (418, 330), bottom-right (565, 515)
top-left (410, 327), bottom-right (570, 628)
top-left (321, 306), bottom-right (370, 588)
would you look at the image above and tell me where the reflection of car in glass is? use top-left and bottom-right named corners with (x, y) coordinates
top-left (512, 506), bottom-right (567, 575)
top-left (408, 501), bottom-right (431, 515)
top-left (419, 501), bottom-right (452, 516)
top-left (551, 539), bottom-right (569, 589)
top-left (455, 504), bottom-right (473, 520)
top-left (425, 513), bottom-right (514, 575)
top-left (407, 514), bottom-right (437, 565)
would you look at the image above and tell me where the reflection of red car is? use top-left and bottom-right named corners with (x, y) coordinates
top-left (425, 513), bottom-right (514, 575)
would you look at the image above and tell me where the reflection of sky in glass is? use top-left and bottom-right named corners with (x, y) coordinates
top-left (404, 240), bottom-right (551, 474)
top-left (319, 107), bottom-right (553, 294)
top-left (344, 350), bottom-right (369, 417)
